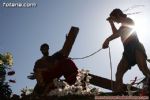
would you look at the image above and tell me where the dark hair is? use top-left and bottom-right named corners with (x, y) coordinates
top-left (40, 43), bottom-right (49, 51)
top-left (110, 8), bottom-right (127, 18)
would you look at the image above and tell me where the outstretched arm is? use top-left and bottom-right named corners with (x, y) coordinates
top-left (107, 31), bottom-right (121, 41)
top-left (102, 30), bottom-right (121, 49)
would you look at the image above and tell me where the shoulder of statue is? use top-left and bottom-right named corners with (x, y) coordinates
top-left (36, 58), bottom-right (42, 62)
top-left (34, 57), bottom-right (44, 65)
top-left (126, 17), bottom-right (135, 25)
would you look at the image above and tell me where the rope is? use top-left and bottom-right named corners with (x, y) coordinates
top-left (123, 5), bottom-right (144, 12)
top-left (70, 48), bottom-right (103, 60)
top-left (70, 47), bottom-right (113, 90)
top-left (109, 46), bottom-right (113, 90)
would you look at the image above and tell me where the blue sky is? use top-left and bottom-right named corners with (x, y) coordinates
top-left (0, 0), bottom-right (150, 94)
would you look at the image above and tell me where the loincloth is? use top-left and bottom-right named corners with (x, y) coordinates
top-left (123, 42), bottom-right (147, 68)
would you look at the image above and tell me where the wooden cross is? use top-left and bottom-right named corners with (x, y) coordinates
top-left (60, 26), bottom-right (79, 57)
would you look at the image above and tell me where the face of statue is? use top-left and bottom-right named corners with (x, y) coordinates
top-left (41, 48), bottom-right (49, 56)
top-left (40, 44), bottom-right (49, 56)
top-left (110, 15), bottom-right (122, 23)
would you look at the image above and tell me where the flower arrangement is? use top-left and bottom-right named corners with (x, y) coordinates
top-left (0, 52), bottom-right (13, 67)
top-left (21, 86), bottom-right (33, 96)
top-left (0, 52), bottom-right (15, 98)
top-left (48, 69), bottom-right (100, 96)
top-left (0, 52), bottom-right (14, 83)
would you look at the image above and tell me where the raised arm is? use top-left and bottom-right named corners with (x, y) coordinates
top-left (107, 17), bottom-right (117, 34)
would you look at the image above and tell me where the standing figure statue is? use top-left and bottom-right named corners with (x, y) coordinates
top-left (102, 8), bottom-right (150, 92)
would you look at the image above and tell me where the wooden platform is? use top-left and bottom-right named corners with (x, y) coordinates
top-left (20, 95), bottom-right (149, 100)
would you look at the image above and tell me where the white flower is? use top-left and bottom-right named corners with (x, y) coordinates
top-left (21, 87), bottom-right (33, 95)
top-left (3, 52), bottom-right (13, 66)
top-left (48, 69), bottom-right (100, 96)
top-left (86, 76), bottom-right (92, 82)
top-left (0, 60), bottom-right (3, 65)
top-left (53, 78), bottom-right (65, 88)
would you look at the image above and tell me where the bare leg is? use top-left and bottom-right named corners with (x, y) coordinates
top-left (135, 50), bottom-right (150, 77)
top-left (115, 56), bottom-right (129, 92)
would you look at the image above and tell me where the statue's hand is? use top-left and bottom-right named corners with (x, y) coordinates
top-left (102, 39), bottom-right (109, 49)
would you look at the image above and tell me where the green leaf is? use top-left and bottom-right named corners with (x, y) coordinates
top-left (147, 59), bottom-right (150, 63)
top-left (0, 54), bottom-right (3, 58)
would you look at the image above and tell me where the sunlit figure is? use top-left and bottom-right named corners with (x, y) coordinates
top-left (102, 8), bottom-right (150, 92)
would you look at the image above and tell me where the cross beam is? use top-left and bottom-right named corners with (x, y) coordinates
top-left (60, 26), bottom-right (79, 57)
top-left (89, 73), bottom-right (140, 91)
